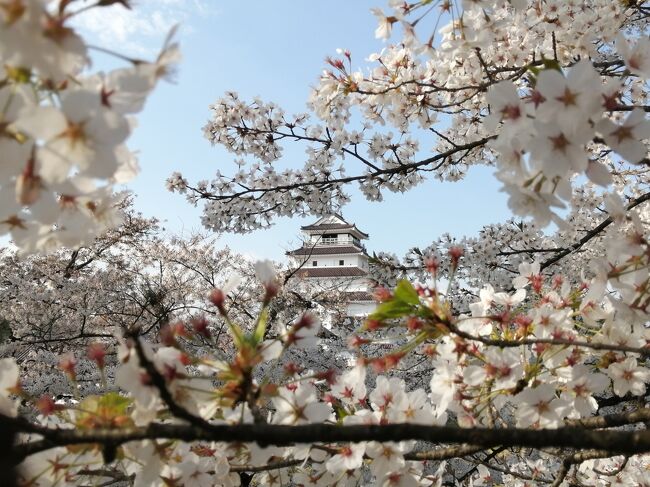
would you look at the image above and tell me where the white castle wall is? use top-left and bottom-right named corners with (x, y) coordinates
top-left (307, 276), bottom-right (370, 292)
top-left (294, 254), bottom-right (368, 269)
top-left (347, 301), bottom-right (376, 317)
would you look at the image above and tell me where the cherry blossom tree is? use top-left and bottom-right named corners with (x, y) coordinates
top-left (1, 0), bottom-right (650, 486)
top-left (0, 200), bottom-right (354, 399)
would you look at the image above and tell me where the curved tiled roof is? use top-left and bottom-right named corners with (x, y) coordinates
top-left (297, 267), bottom-right (367, 278)
top-left (343, 291), bottom-right (374, 302)
top-left (300, 223), bottom-right (369, 238)
top-left (286, 245), bottom-right (366, 256)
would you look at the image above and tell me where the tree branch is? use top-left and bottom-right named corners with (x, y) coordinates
top-left (7, 416), bottom-right (650, 466)
top-left (189, 137), bottom-right (493, 203)
top-left (446, 321), bottom-right (650, 358)
top-left (540, 191), bottom-right (650, 271)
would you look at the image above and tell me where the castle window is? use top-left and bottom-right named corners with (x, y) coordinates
top-left (339, 260), bottom-right (344, 265)
top-left (322, 233), bottom-right (338, 245)
top-left (312, 260), bottom-right (317, 266)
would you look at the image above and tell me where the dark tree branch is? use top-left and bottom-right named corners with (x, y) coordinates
top-left (446, 321), bottom-right (650, 358)
top-left (188, 137), bottom-right (493, 203)
top-left (7, 414), bottom-right (650, 467)
top-left (540, 191), bottom-right (650, 271)
top-left (127, 334), bottom-right (213, 431)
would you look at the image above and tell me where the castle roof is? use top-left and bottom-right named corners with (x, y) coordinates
top-left (297, 267), bottom-right (368, 278)
top-left (286, 245), bottom-right (366, 256)
top-left (301, 214), bottom-right (369, 239)
top-left (343, 291), bottom-right (374, 302)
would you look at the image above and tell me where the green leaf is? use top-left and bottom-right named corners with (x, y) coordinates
top-left (541, 58), bottom-right (562, 72)
top-left (370, 300), bottom-right (415, 320)
top-left (79, 393), bottom-right (132, 416)
top-left (225, 317), bottom-right (246, 349)
top-left (252, 307), bottom-right (269, 345)
top-left (334, 404), bottom-right (349, 422)
top-left (394, 280), bottom-right (420, 306)
top-left (77, 393), bottom-right (133, 429)
top-left (98, 392), bottom-right (132, 414)
top-left (368, 280), bottom-right (421, 320)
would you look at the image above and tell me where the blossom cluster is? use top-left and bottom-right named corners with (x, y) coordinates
top-left (2, 0), bottom-right (650, 486)
top-left (2, 249), bottom-right (650, 485)
top-left (0, 0), bottom-right (177, 253)
top-left (170, 0), bottom-right (649, 235)
top-left (488, 55), bottom-right (650, 226)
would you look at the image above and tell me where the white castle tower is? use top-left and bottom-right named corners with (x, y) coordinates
top-left (286, 214), bottom-right (375, 317)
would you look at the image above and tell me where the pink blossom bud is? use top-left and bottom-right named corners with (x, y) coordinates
top-left (35, 395), bottom-right (60, 416)
top-left (15, 157), bottom-right (42, 206)
top-left (191, 316), bottom-right (211, 339)
top-left (370, 357), bottom-right (387, 373)
top-left (347, 335), bottom-right (370, 348)
top-left (530, 274), bottom-right (544, 294)
top-left (263, 281), bottom-right (279, 304)
top-left (159, 324), bottom-right (176, 346)
top-left (284, 362), bottom-right (301, 376)
top-left (406, 317), bottom-right (423, 331)
top-left (425, 257), bottom-right (439, 276)
top-left (326, 56), bottom-right (345, 70)
top-left (423, 345), bottom-right (437, 358)
top-left (87, 342), bottom-right (107, 369)
top-left (58, 353), bottom-right (77, 380)
top-left (172, 321), bottom-right (190, 338)
top-left (374, 286), bottom-right (392, 302)
top-left (384, 351), bottom-right (404, 370)
top-left (179, 352), bottom-right (191, 366)
top-left (209, 288), bottom-right (226, 314)
top-left (448, 246), bottom-right (464, 268)
top-left (294, 313), bottom-right (315, 331)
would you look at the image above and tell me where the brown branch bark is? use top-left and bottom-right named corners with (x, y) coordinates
top-left (540, 191), bottom-right (650, 271)
top-left (127, 334), bottom-right (214, 430)
top-left (7, 417), bottom-right (650, 467)
top-left (405, 444), bottom-right (487, 461)
top-left (446, 321), bottom-right (650, 358)
top-left (189, 137), bottom-right (493, 202)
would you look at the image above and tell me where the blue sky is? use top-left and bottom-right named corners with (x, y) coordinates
top-left (75, 0), bottom-right (510, 262)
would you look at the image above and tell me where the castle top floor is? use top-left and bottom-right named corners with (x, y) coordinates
top-left (297, 214), bottom-right (369, 248)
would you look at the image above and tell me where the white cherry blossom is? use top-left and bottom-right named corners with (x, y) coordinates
top-left (325, 443), bottom-right (366, 474)
top-left (607, 358), bottom-right (650, 397)
top-left (0, 358), bottom-right (19, 416)
top-left (271, 383), bottom-right (331, 425)
top-left (616, 33), bottom-right (650, 79)
top-left (515, 384), bottom-right (569, 428)
top-left (596, 109), bottom-right (650, 164)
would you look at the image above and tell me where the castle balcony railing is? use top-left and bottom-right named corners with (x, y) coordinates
top-left (320, 237), bottom-right (338, 245)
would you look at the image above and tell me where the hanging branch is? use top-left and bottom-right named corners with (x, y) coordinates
top-left (6, 411), bottom-right (650, 467)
